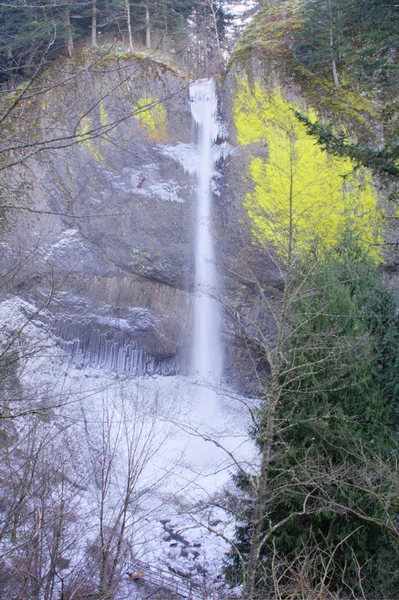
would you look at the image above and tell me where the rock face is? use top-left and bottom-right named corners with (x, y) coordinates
top-left (2, 52), bottom-right (258, 384)
top-left (2, 53), bottom-right (200, 376)
top-left (3, 43), bottom-right (391, 391)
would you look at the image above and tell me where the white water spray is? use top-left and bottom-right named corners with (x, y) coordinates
top-left (189, 79), bottom-right (223, 394)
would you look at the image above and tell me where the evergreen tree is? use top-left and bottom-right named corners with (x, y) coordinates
top-left (294, 0), bottom-right (399, 92)
top-left (0, 1), bottom-right (93, 82)
top-left (294, 0), bottom-right (348, 89)
top-left (293, 112), bottom-right (399, 179)
top-left (226, 241), bottom-right (399, 599)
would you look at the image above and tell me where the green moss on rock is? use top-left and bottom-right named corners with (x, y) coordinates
top-left (233, 75), bottom-right (382, 260)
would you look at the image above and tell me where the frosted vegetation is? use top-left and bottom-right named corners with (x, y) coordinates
top-left (0, 42), bottom-right (254, 599)
top-left (0, 296), bottom-right (258, 598)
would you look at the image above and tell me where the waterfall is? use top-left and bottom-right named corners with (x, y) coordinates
top-left (189, 79), bottom-right (223, 392)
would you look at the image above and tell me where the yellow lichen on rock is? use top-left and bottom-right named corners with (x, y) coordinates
top-left (79, 116), bottom-right (104, 162)
top-left (133, 97), bottom-right (167, 142)
top-left (234, 77), bottom-right (382, 260)
top-left (99, 102), bottom-right (110, 145)
top-left (99, 102), bottom-right (108, 127)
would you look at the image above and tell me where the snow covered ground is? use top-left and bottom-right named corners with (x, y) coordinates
top-left (31, 368), bottom-right (257, 582)
top-left (1, 297), bottom-right (258, 597)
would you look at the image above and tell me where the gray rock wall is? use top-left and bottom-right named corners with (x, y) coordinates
top-left (2, 54), bottom-right (198, 377)
top-left (1, 52), bottom-right (265, 390)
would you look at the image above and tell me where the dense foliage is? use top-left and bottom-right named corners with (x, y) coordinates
top-left (0, 1), bottom-right (92, 78)
top-left (226, 243), bottom-right (399, 598)
top-left (0, 0), bottom-right (240, 82)
top-left (230, 6), bottom-right (399, 591)
top-left (294, 112), bottom-right (399, 178)
top-left (294, 0), bottom-right (399, 94)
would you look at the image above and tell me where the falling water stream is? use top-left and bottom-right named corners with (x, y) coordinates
top-left (189, 79), bottom-right (223, 407)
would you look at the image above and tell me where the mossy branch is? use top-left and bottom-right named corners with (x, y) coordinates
top-left (293, 110), bottom-right (399, 178)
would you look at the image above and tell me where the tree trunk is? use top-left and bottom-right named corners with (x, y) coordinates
top-left (126, 0), bottom-right (133, 51)
top-left (242, 387), bottom-right (280, 599)
top-left (92, 0), bottom-right (97, 47)
top-left (332, 56), bottom-right (340, 90)
top-left (31, 505), bottom-right (43, 600)
top-left (43, 496), bottom-right (65, 600)
top-left (64, 9), bottom-right (74, 58)
top-left (329, 24), bottom-right (340, 89)
top-left (208, 0), bottom-right (222, 58)
top-left (203, 15), bottom-right (208, 72)
top-left (162, 15), bottom-right (167, 52)
top-left (243, 163), bottom-right (295, 598)
top-left (145, 5), bottom-right (151, 50)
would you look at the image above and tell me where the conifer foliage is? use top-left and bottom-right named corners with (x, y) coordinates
top-left (294, 0), bottom-right (399, 93)
top-left (294, 112), bottom-right (399, 179)
top-left (226, 241), bottom-right (399, 599)
top-left (0, 0), bottom-right (237, 82)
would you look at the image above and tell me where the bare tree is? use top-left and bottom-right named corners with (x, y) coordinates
top-left (0, 412), bottom-right (90, 600)
top-left (77, 387), bottom-right (173, 597)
